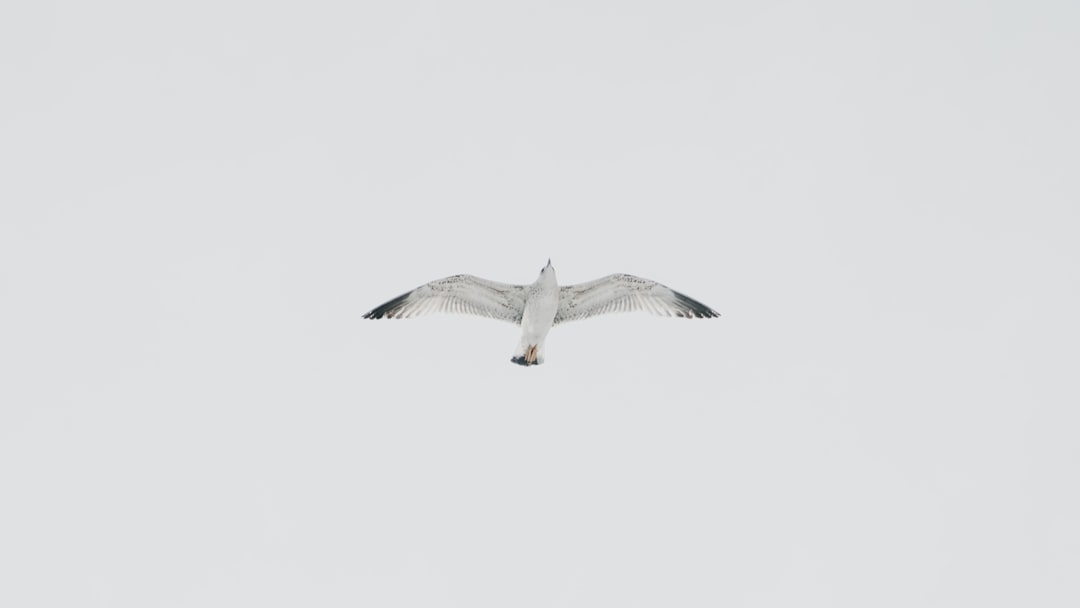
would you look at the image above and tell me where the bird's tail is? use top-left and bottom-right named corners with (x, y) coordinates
top-left (511, 344), bottom-right (543, 366)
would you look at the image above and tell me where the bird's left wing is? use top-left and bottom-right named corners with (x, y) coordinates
top-left (363, 275), bottom-right (527, 324)
top-left (554, 273), bottom-right (718, 325)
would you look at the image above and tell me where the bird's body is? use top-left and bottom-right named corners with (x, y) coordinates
top-left (363, 260), bottom-right (718, 366)
top-left (513, 264), bottom-right (560, 365)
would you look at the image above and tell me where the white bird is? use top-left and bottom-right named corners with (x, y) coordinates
top-left (363, 260), bottom-right (719, 366)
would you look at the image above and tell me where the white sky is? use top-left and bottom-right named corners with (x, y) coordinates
top-left (2, 1), bottom-right (1078, 606)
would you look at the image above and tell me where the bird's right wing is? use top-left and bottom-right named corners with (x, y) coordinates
top-left (554, 273), bottom-right (718, 325)
top-left (363, 275), bottom-right (527, 324)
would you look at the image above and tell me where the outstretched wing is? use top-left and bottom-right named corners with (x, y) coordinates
top-left (363, 275), bottom-right (527, 324)
top-left (554, 273), bottom-right (718, 325)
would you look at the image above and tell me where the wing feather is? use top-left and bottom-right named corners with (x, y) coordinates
top-left (363, 275), bottom-right (527, 324)
top-left (554, 274), bottom-right (718, 324)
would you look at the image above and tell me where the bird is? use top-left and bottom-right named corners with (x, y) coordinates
top-left (363, 260), bottom-right (719, 366)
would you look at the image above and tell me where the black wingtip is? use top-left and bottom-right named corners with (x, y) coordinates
top-left (673, 291), bottom-right (720, 319)
top-left (363, 291), bottom-right (411, 319)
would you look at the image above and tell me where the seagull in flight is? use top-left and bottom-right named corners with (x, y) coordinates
top-left (363, 260), bottom-right (719, 366)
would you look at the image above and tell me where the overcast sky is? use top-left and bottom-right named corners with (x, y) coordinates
top-left (2, 1), bottom-right (1078, 606)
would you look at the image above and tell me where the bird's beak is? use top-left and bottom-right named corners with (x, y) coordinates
top-left (546, 258), bottom-right (552, 268)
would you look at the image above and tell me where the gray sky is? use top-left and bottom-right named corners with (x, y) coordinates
top-left (2, 1), bottom-right (1078, 606)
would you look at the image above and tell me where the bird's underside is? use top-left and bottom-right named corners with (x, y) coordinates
top-left (363, 265), bottom-right (719, 366)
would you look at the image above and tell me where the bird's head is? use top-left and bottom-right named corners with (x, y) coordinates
top-left (539, 258), bottom-right (555, 280)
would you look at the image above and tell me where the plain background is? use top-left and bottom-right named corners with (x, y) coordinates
top-left (2, 1), bottom-right (1078, 606)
